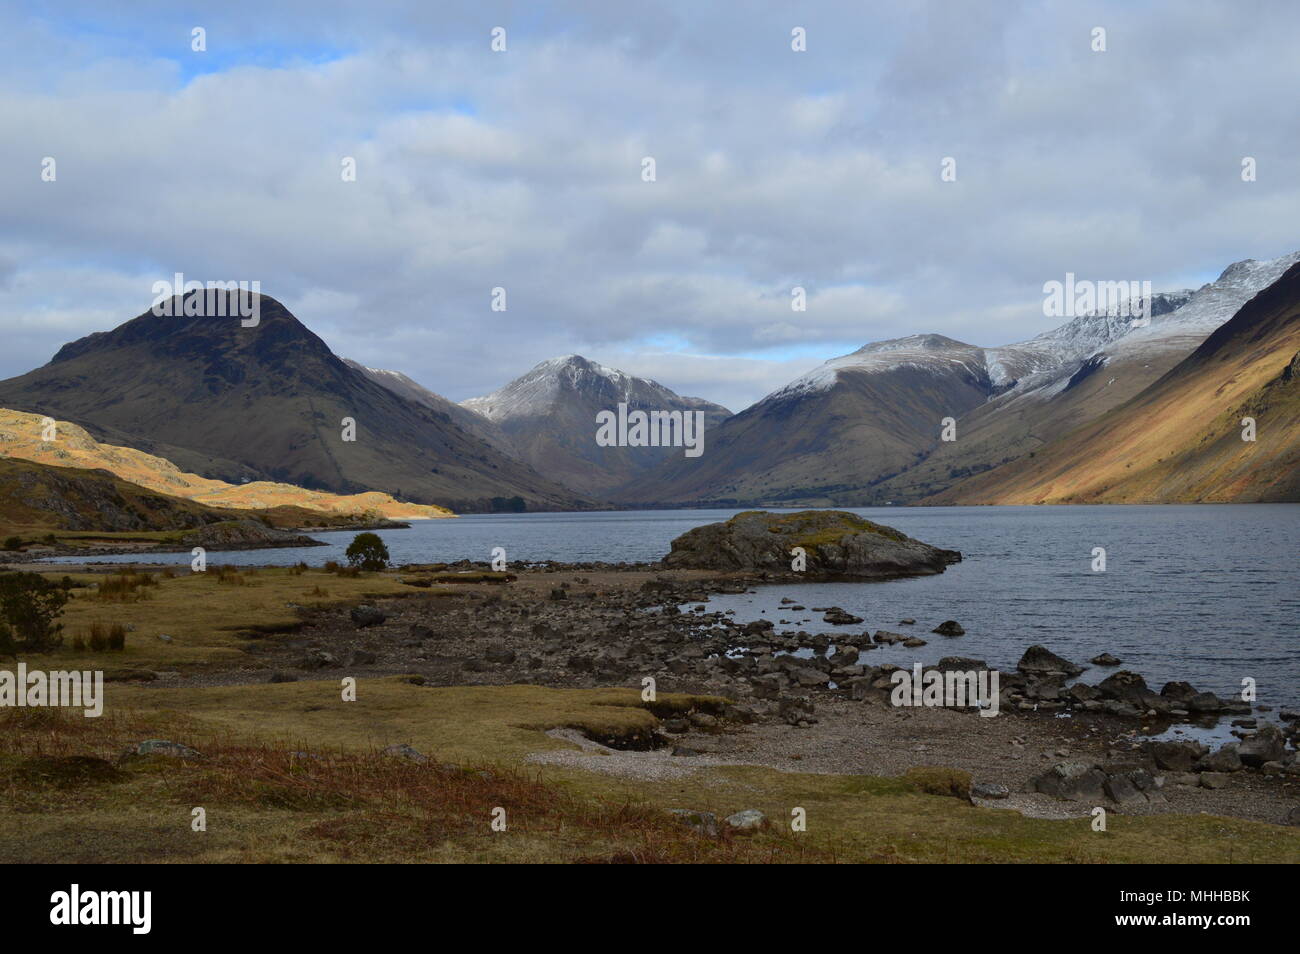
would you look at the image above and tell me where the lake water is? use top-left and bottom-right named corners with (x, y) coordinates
top-left (53, 505), bottom-right (1300, 712)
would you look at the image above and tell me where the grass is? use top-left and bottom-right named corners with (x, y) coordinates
top-left (1, 679), bottom-right (1294, 863)
top-left (2, 566), bottom-right (420, 671)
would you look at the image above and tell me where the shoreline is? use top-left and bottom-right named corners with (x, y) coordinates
top-left (71, 561), bottom-right (1299, 829)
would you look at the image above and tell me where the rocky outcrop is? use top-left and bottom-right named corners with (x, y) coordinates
top-left (180, 519), bottom-right (322, 550)
top-left (663, 510), bottom-right (960, 579)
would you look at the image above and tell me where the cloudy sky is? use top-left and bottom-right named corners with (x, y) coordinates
top-left (3, 0), bottom-right (1299, 413)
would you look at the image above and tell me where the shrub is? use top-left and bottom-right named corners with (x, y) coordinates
top-left (0, 571), bottom-right (69, 654)
top-left (211, 566), bottom-right (246, 586)
top-left (3, 536), bottom-right (23, 551)
top-left (345, 532), bottom-right (389, 571)
top-left (95, 572), bottom-right (157, 602)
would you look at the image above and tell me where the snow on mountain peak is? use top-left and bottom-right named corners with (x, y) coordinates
top-left (461, 354), bottom-right (726, 423)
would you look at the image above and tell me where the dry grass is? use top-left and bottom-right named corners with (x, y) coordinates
top-left (3, 566), bottom-right (419, 671)
top-left (0, 703), bottom-right (827, 864)
top-left (0, 679), bottom-right (1289, 864)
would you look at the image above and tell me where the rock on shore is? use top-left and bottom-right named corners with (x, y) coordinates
top-left (180, 519), bottom-right (324, 550)
top-left (664, 510), bottom-right (961, 579)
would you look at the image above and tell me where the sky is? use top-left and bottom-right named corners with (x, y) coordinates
top-left (2, 0), bottom-right (1299, 413)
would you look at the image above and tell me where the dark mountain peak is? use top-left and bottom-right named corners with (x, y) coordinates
top-left (49, 292), bottom-right (337, 372)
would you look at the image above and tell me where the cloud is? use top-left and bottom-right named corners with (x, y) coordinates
top-left (1, 0), bottom-right (1298, 412)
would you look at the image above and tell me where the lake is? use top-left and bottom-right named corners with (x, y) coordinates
top-left (53, 504), bottom-right (1300, 711)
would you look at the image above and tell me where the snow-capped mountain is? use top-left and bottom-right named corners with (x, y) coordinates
top-left (623, 249), bottom-right (1300, 507)
top-left (772, 335), bottom-right (990, 397)
top-left (463, 355), bottom-right (728, 426)
top-left (460, 355), bottom-right (731, 497)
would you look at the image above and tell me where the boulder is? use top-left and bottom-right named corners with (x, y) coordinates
top-left (664, 510), bottom-right (961, 579)
top-left (823, 607), bottom-right (864, 625)
top-left (932, 620), bottom-right (965, 637)
top-left (725, 809), bottom-right (767, 832)
top-left (971, 782), bottom-right (1010, 800)
top-left (1103, 774), bottom-right (1144, 805)
top-left (1238, 724), bottom-right (1286, 767)
top-left (1090, 653), bottom-right (1122, 666)
top-left (1017, 645), bottom-right (1085, 677)
top-left (1160, 681), bottom-right (1199, 703)
top-left (1033, 762), bottom-right (1107, 801)
top-left (123, 739), bottom-right (201, 761)
top-left (382, 743), bottom-right (427, 763)
top-left (350, 605), bottom-right (387, 628)
top-left (300, 648), bottom-right (340, 670)
top-left (1147, 740), bottom-right (1201, 773)
top-left (1097, 670), bottom-right (1148, 704)
top-left (671, 809), bottom-right (720, 837)
top-left (1197, 745), bottom-right (1242, 773)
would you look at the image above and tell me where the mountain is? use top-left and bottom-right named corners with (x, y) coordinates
top-left (460, 355), bottom-right (732, 497)
top-left (0, 293), bottom-right (589, 513)
top-left (0, 408), bottom-right (451, 520)
top-left (873, 253), bottom-right (1300, 501)
top-left (927, 260), bottom-right (1300, 504)
top-left (616, 334), bottom-right (996, 506)
top-left (624, 251), bottom-right (1299, 507)
top-left (343, 360), bottom-right (516, 457)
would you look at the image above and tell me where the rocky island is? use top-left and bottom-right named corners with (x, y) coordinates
top-left (665, 509), bottom-right (961, 579)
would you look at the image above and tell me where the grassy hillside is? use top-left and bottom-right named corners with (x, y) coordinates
top-left (0, 408), bottom-right (451, 521)
top-left (0, 458), bottom-right (396, 544)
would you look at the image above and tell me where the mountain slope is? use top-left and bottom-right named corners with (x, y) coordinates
top-left (343, 360), bottom-right (517, 457)
top-left (874, 255), bottom-right (1300, 502)
top-left (0, 293), bottom-right (588, 512)
top-left (0, 457), bottom-right (314, 535)
top-left (618, 335), bottom-right (995, 506)
top-left (461, 355), bottom-right (732, 497)
top-left (929, 261), bottom-right (1300, 504)
top-left (0, 408), bottom-right (451, 520)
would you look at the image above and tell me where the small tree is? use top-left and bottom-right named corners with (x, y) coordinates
top-left (0, 572), bottom-right (69, 654)
top-left (345, 532), bottom-right (389, 571)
